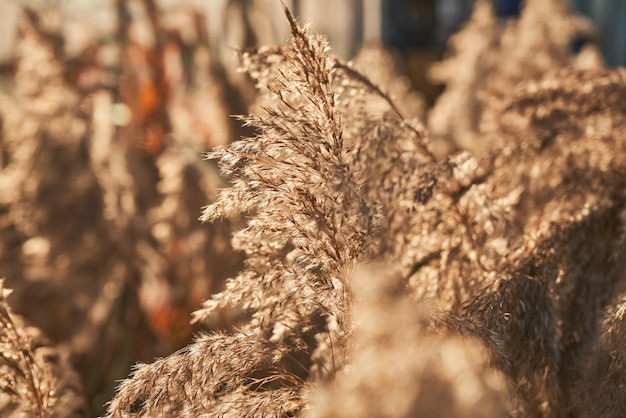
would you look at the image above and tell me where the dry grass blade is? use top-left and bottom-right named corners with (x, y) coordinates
top-left (107, 332), bottom-right (304, 417)
top-left (0, 280), bottom-right (50, 417)
top-left (0, 279), bottom-right (87, 417)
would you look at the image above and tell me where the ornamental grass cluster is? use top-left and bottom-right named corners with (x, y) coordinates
top-left (1, 1), bottom-right (625, 417)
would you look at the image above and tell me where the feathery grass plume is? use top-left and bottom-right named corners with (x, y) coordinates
top-left (327, 47), bottom-right (503, 313)
top-left (239, 2), bottom-right (510, 318)
top-left (310, 264), bottom-right (509, 418)
top-left (0, 279), bottom-right (87, 417)
top-left (337, 80), bottom-right (511, 311)
top-left (573, 294), bottom-right (626, 418)
top-left (428, 0), bottom-right (593, 150)
top-left (0, 280), bottom-right (50, 417)
top-left (452, 203), bottom-right (626, 417)
top-left (213, 0), bottom-right (491, 342)
top-left (565, 206), bottom-right (626, 417)
top-left (458, 226), bottom-right (564, 417)
top-left (482, 68), bottom-right (626, 235)
top-left (441, 67), bottom-right (626, 416)
top-left (107, 332), bottom-right (303, 417)
top-left (108, 6), bottom-right (382, 416)
top-left (233, 12), bottom-right (491, 312)
top-left (429, 36), bottom-right (626, 413)
top-left (195, 4), bottom-right (378, 335)
top-left (108, 3), bottom-right (482, 415)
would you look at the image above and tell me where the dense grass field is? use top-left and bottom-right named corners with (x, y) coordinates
top-left (1, 1), bottom-right (625, 417)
